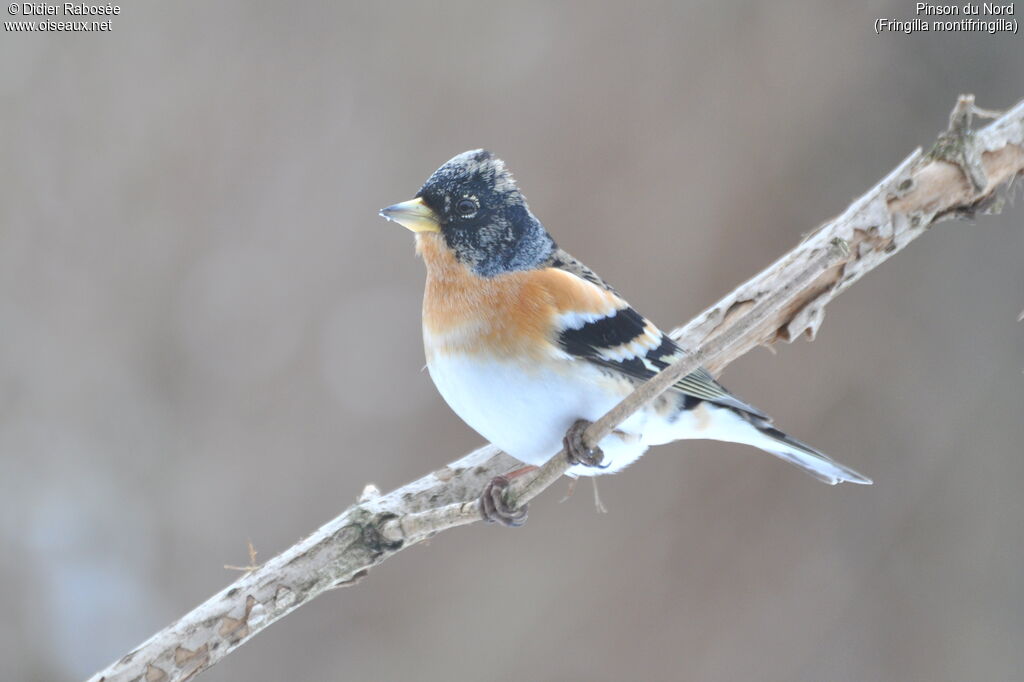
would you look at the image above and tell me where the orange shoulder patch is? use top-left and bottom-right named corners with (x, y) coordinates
top-left (528, 268), bottom-right (623, 320)
top-left (416, 234), bottom-right (624, 360)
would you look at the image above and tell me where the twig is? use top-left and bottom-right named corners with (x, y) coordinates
top-left (223, 540), bottom-right (260, 574)
top-left (88, 95), bottom-right (1024, 682)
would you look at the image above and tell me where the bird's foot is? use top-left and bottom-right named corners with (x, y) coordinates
top-left (479, 475), bottom-right (528, 527)
top-left (564, 419), bottom-right (606, 468)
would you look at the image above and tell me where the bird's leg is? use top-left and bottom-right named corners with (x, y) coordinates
top-left (479, 467), bottom-right (534, 527)
top-left (564, 419), bottom-right (606, 468)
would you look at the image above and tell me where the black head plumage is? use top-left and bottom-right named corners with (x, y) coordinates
top-left (416, 150), bottom-right (556, 277)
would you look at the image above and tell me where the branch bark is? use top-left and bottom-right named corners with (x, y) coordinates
top-left (90, 95), bottom-right (1024, 682)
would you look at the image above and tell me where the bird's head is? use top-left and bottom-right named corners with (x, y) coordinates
top-left (380, 150), bottom-right (555, 277)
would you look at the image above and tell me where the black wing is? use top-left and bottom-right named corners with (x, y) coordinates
top-left (549, 260), bottom-right (768, 419)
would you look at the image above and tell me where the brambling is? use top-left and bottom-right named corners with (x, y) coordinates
top-left (381, 150), bottom-right (870, 525)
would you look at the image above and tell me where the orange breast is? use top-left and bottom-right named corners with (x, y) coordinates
top-left (416, 234), bottom-right (622, 361)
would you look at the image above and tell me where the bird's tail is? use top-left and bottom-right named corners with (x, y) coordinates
top-left (685, 401), bottom-right (873, 485)
top-left (747, 419), bottom-right (872, 485)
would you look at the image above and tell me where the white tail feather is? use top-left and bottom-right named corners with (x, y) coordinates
top-left (689, 404), bottom-right (872, 485)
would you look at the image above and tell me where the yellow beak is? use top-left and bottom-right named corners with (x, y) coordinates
top-left (378, 197), bottom-right (441, 233)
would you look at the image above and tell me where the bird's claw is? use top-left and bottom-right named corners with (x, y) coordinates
top-left (564, 419), bottom-right (606, 468)
top-left (479, 475), bottom-right (528, 527)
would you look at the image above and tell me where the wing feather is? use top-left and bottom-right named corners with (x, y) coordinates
top-left (546, 258), bottom-right (768, 420)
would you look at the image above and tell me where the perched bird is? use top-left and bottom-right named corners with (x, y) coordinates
top-left (380, 150), bottom-right (870, 524)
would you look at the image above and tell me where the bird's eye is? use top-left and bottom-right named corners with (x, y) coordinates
top-left (456, 198), bottom-right (477, 216)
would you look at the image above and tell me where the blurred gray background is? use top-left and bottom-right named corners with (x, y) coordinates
top-left (2, 2), bottom-right (1023, 680)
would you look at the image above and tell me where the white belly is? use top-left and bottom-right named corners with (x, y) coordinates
top-left (425, 349), bottom-right (869, 486)
top-left (426, 353), bottom-right (682, 475)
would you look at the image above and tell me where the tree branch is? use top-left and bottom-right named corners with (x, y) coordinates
top-left (90, 95), bottom-right (1024, 682)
